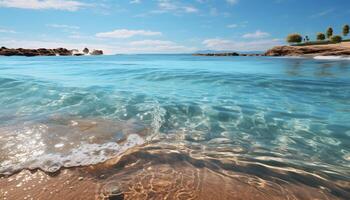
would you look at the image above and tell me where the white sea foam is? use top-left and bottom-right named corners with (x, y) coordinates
top-left (0, 118), bottom-right (146, 175)
top-left (270, 56), bottom-right (304, 59)
top-left (314, 56), bottom-right (350, 60)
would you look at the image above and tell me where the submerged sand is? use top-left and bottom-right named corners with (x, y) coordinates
top-left (1, 117), bottom-right (349, 199)
top-left (1, 142), bottom-right (349, 200)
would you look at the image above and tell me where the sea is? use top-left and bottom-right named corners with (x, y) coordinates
top-left (0, 55), bottom-right (349, 199)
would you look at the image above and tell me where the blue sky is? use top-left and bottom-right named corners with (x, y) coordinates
top-left (0, 0), bottom-right (349, 54)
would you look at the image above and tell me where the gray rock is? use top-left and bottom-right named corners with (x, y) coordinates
top-left (90, 49), bottom-right (103, 55)
top-left (0, 47), bottom-right (73, 56)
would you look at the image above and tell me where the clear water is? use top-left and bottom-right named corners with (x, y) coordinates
top-left (0, 55), bottom-right (349, 185)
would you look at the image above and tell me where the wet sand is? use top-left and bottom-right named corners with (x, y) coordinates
top-left (1, 143), bottom-right (349, 200)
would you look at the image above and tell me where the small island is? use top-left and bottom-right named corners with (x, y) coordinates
top-left (0, 47), bottom-right (104, 57)
top-left (265, 25), bottom-right (350, 56)
top-left (193, 24), bottom-right (350, 57)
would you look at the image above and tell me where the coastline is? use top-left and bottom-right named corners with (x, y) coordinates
top-left (0, 47), bottom-right (103, 57)
top-left (192, 42), bottom-right (350, 58)
top-left (2, 42), bottom-right (350, 58)
top-left (192, 52), bottom-right (262, 57)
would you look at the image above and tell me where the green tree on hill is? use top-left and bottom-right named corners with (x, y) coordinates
top-left (317, 33), bottom-right (326, 41)
top-left (326, 27), bottom-right (333, 38)
top-left (343, 24), bottom-right (349, 37)
top-left (330, 35), bottom-right (342, 43)
top-left (286, 33), bottom-right (302, 44)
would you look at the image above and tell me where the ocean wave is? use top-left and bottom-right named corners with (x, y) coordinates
top-left (0, 118), bottom-right (147, 175)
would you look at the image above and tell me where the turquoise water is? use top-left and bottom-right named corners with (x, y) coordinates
top-left (0, 55), bottom-right (349, 194)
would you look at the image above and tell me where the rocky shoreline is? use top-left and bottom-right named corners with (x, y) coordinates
top-left (2, 42), bottom-right (350, 57)
top-left (0, 47), bottom-right (103, 56)
top-left (264, 44), bottom-right (350, 56)
top-left (193, 52), bottom-right (262, 56)
top-left (193, 42), bottom-right (350, 57)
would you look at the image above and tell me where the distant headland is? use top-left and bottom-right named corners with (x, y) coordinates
top-left (266, 24), bottom-right (350, 56)
top-left (194, 24), bottom-right (350, 57)
top-left (0, 47), bottom-right (103, 57)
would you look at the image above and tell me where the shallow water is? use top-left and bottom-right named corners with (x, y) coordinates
top-left (0, 55), bottom-right (350, 198)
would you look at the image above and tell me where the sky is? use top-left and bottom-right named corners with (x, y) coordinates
top-left (0, 0), bottom-right (350, 54)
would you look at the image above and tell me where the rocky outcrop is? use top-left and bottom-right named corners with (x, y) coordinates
top-left (264, 43), bottom-right (350, 56)
top-left (193, 52), bottom-right (262, 56)
top-left (0, 47), bottom-right (72, 56)
top-left (193, 52), bottom-right (240, 56)
top-left (90, 49), bottom-right (103, 55)
top-left (194, 42), bottom-right (350, 57)
top-left (0, 47), bottom-right (104, 56)
top-left (239, 53), bottom-right (263, 57)
top-left (73, 53), bottom-right (85, 56)
top-left (83, 48), bottom-right (89, 54)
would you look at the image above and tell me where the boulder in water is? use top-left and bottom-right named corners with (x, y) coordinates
top-left (83, 48), bottom-right (89, 54)
top-left (91, 49), bottom-right (103, 55)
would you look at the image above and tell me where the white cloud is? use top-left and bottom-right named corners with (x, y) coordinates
top-left (209, 7), bottom-right (231, 17)
top-left (155, 0), bottom-right (198, 14)
top-left (202, 38), bottom-right (282, 51)
top-left (0, 0), bottom-right (88, 11)
top-left (227, 24), bottom-right (238, 28)
top-left (310, 9), bottom-right (334, 18)
top-left (242, 30), bottom-right (270, 39)
top-left (183, 6), bottom-right (198, 13)
top-left (134, 0), bottom-right (198, 17)
top-left (130, 0), bottom-right (141, 4)
top-left (226, 0), bottom-right (238, 5)
top-left (46, 24), bottom-right (80, 36)
top-left (96, 29), bottom-right (162, 39)
top-left (0, 28), bottom-right (16, 33)
top-left (47, 24), bottom-right (80, 30)
top-left (68, 34), bottom-right (94, 40)
top-left (128, 39), bottom-right (196, 53)
top-left (158, 1), bottom-right (176, 10)
top-left (203, 39), bottom-right (232, 49)
top-left (129, 40), bottom-right (175, 46)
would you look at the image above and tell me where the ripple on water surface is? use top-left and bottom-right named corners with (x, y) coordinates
top-left (0, 117), bottom-right (147, 175)
top-left (0, 55), bottom-right (349, 199)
